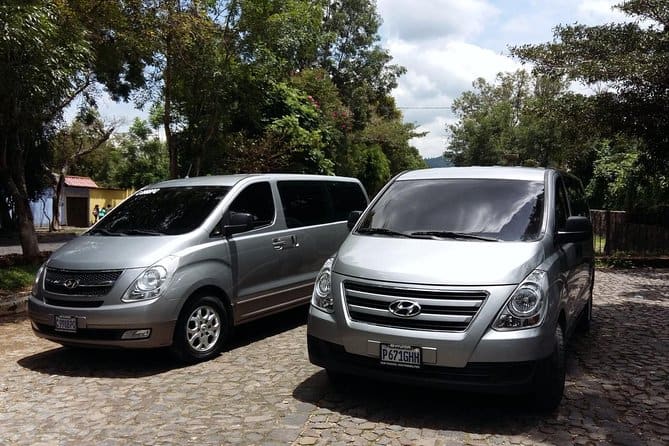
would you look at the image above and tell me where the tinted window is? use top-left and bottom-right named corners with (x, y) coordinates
top-left (92, 186), bottom-right (230, 236)
top-left (555, 178), bottom-right (569, 230)
top-left (228, 182), bottom-right (275, 228)
top-left (563, 175), bottom-right (589, 217)
top-left (326, 181), bottom-right (367, 221)
top-left (278, 181), bottom-right (331, 228)
top-left (358, 179), bottom-right (545, 241)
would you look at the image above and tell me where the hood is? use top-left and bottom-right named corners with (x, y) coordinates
top-left (334, 234), bottom-right (545, 286)
top-left (46, 235), bottom-right (197, 270)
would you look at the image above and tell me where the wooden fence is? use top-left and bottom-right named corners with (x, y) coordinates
top-left (590, 209), bottom-right (669, 256)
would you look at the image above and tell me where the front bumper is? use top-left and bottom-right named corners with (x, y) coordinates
top-left (28, 294), bottom-right (180, 349)
top-left (308, 335), bottom-right (539, 393)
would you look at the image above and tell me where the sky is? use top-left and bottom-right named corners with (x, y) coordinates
top-left (377, 0), bottom-right (629, 158)
top-left (77, 0), bottom-right (629, 159)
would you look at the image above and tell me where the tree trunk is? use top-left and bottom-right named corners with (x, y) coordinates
top-left (0, 170), bottom-right (40, 260)
top-left (50, 170), bottom-right (66, 232)
top-left (164, 54), bottom-right (178, 179)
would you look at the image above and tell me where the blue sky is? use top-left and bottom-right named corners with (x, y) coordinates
top-left (71, 0), bottom-right (629, 159)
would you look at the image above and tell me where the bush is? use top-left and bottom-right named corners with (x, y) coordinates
top-left (0, 265), bottom-right (39, 293)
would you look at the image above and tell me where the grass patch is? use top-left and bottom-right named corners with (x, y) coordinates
top-left (0, 264), bottom-right (39, 293)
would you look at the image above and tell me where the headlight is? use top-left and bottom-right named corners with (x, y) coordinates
top-left (311, 257), bottom-right (335, 313)
top-left (493, 269), bottom-right (548, 330)
top-left (31, 264), bottom-right (46, 297)
top-left (122, 256), bottom-right (179, 302)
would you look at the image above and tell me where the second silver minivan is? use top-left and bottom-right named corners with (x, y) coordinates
top-left (307, 167), bottom-right (594, 411)
top-left (30, 174), bottom-right (368, 362)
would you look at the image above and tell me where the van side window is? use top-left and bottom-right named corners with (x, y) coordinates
top-left (563, 176), bottom-right (590, 217)
top-left (555, 177), bottom-right (569, 231)
top-left (228, 182), bottom-right (275, 228)
top-left (278, 181), bottom-right (331, 228)
top-left (326, 181), bottom-right (367, 221)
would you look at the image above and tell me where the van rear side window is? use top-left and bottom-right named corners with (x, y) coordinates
top-left (278, 181), bottom-right (366, 228)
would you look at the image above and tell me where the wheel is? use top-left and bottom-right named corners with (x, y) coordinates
top-left (171, 295), bottom-right (229, 363)
top-left (530, 324), bottom-right (566, 412)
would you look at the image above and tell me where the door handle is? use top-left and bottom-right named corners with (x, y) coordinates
top-left (272, 238), bottom-right (287, 250)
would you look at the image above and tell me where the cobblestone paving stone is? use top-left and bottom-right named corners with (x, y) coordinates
top-left (0, 268), bottom-right (667, 445)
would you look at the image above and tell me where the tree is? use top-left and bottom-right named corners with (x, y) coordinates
top-left (0, 1), bottom-right (91, 258)
top-left (72, 119), bottom-right (168, 190)
top-left (49, 108), bottom-right (115, 231)
top-left (511, 0), bottom-right (669, 207)
top-left (445, 70), bottom-right (593, 171)
top-left (319, 0), bottom-right (406, 128)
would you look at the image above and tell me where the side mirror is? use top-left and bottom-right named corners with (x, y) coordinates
top-left (224, 212), bottom-right (254, 237)
top-left (347, 210), bottom-right (363, 231)
top-left (557, 216), bottom-right (592, 244)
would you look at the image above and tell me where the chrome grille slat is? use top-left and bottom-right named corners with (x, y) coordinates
top-left (348, 304), bottom-right (472, 323)
top-left (44, 268), bottom-right (123, 296)
top-left (346, 289), bottom-right (483, 307)
top-left (344, 282), bottom-right (487, 332)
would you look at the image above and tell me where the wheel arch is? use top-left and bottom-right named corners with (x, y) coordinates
top-left (180, 285), bottom-right (234, 326)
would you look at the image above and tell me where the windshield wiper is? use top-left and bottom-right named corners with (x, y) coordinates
top-left (356, 227), bottom-right (417, 238)
top-left (118, 229), bottom-right (163, 236)
top-left (409, 231), bottom-right (499, 242)
top-left (88, 228), bottom-right (123, 236)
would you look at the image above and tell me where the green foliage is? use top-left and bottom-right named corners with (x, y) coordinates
top-left (354, 144), bottom-right (391, 196)
top-left (446, 71), bottom-right (593, 169)
top-left (586, 138), bottom-right (669, 210)
top-left (510, 0), bottom-right (669, 209)
top-left (0, 265), bottom-right (39, 292)
top-left (358, 115), bottom-right (426, 173)
top-left (74, 119), bottom-right (168, 189)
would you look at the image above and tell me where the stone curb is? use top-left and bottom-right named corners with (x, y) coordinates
top-left (0, 292), bottom-right (29, 318)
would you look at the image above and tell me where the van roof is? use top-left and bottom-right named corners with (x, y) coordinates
top-left (147, 173), bottom-right (360, 189)
top-left (399, 166), bottom-right (548, 182)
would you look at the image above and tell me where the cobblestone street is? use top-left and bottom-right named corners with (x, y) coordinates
top-left (0, 268), bottom-right (667, 445)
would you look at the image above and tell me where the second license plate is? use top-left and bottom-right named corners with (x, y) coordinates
top-left (380, 344), bottom-right (421, 368)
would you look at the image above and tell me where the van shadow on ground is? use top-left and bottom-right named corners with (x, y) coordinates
top-left (17, 305), bottom-right (309, 379)
top-left (292, 277), bottom-right (668, 444)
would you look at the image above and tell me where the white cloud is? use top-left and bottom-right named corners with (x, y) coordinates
top-left (389, 39), bottom-right (520, 157)
top-left (378, 0), bottom-right (499, 42)
top-left (576, 0), bottom-right (628, 22)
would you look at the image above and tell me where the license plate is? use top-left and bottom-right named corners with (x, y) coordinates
top-left (55, 316), bottom-right (77, 333)
top-left (380, 344), bottom-right (421, 368)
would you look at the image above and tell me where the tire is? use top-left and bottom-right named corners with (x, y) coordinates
top-left (171, 295), bottom-right (230, 363)
top-left (530, 325), bottom-right (566, 412)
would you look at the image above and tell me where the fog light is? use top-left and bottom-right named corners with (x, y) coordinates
top-left (121, 329), bottom-right (151, 340)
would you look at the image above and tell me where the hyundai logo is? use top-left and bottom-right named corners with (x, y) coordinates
top-left (388, 300), bottom-right (421, 317)
top-left (63, 279), bottom-right (80, 289)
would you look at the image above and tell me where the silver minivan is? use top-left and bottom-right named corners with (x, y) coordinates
top-left (29, 174), bottom-right (368, 362)
top-left (307, 167), bottom-right (594, 411)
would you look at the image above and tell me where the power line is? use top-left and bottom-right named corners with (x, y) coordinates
top-left (397, 106), bottom-right (450, 110)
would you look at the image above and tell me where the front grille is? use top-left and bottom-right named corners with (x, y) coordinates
top-left (344, 282), bottom-right (487, 332)
top-left (44, 298), bottom-right (104, 308)
top-left (44, 268), bottom-right (122, 296)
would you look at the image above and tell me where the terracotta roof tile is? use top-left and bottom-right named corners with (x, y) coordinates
top-left (64, 175), bottom-right (99, 188)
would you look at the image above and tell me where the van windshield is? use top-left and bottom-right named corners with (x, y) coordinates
top-left (357, 179), bottom-right (545, 242)
top-left (89, 186), bottom-right (231, 236)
